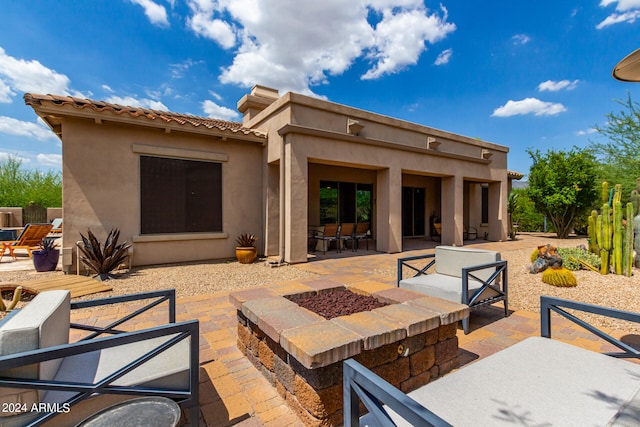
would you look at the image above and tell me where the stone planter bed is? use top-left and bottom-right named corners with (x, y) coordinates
top-left (229, 280), bottom-right (468, 427)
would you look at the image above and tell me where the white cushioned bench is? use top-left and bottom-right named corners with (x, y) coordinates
top-left (359, 337), bottom-right (640, 426)
top-left (344, 296), bottom-right (640, 427)
top-left (0, 289), bottom-right (198, 427)
top-left (398, 246), bottom-right (508, 333)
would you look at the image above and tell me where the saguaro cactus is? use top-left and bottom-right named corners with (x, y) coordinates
top-left (588, 210), bottom-right (598, 254)
top-left (613, 201), bottom-right (623, 275)
top-left (601, 204), bottom-right (612, 275)
top-left (593, 180), bottom-right (638, 274)
top-left (625, 202), bottom-right (634, 276)
top-left (635, 214), bottom-right (640, 268)
top-left (602, 181), bottom-right (610, 205)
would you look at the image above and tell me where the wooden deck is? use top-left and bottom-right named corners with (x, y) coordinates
top-left (1, 275), bottom-right (112, 298)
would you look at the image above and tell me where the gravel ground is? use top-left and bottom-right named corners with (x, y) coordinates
top-left (2, 235), bottom-right (640, 332)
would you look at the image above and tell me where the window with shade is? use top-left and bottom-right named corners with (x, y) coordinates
top-left (140, 155), bottom-right (222, 234)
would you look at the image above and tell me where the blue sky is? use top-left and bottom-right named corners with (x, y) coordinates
top-left (1, 0), bottom-right (640, 178)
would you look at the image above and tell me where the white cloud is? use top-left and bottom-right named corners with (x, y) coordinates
top-left (104, 95), bottom-right (168, 111)
top-left (187, 0), bottom-right (237, 48)
top-left (187, 0), bottom-right (455, 95)
top-left (202, 99), bottom-right (240, 120)
top-left (597, 10), bottom-right (640, 28)
top-left (0, 152), bottom-right (30, 163)
top-left (362, 5), bottom-right (456, 79)
top-left (512, 34), bottom-right (531, 45)
top-left (101, 84), bottom-right (114, 93)
top-left (170, 59), bottom-right (203, 79)
top-left (0, 79), bottom-right (12, 102)
top-left (577, 128), bottom-right (597, 136)
top-left (0, 116), bottom-right (56, 140)
top-left (598, 0), bottom-right (640, 28)
top-left (434, 48), bottom-right (453, 65)
top-left (129, 0), bottom-right (169, 27)
top-left (0, 47), bottom-right (71, 102)
top-left (36, 153), bottom-right (62, 167)
top-left (537, 79), bottom-right (579, 92)
top-left (208, 91), bottom-right (223, 101)
top-left (491, 98), bottom-right (567, 117)
top-left (600, 0), bottom-right (640, 10)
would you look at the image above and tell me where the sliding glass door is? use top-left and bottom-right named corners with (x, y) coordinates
top-left (402, 186), bottom-right (425, 237)
top-left (320, 181), bottom-right (372, 226)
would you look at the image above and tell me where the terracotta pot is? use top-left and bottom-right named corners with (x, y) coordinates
top-left (236, 247), bottom-right (257, 264)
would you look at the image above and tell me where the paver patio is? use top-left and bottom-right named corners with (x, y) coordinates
top-left (24, 236), bottom-right (639, 426)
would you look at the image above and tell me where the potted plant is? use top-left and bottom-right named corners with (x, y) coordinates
top-left (32, 238), bottom-right (60, 272)
top-left (236, 233), bottom-right (257, 264)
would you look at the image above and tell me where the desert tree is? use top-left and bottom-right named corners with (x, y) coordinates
top-left (526, 148), bottom-right (599, 239)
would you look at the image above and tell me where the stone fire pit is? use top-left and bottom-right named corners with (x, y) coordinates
top-left (229, 279), bottom-right (469, 427)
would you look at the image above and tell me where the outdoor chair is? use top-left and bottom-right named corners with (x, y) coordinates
top-left (339, 223), bottom-right (355, 252)
top-left (318, 223), bottom-right (340, 254)
top-left (397, 246), bottom-right (507, 334)
top-left (0, 222), bottom-right (53, 260)
top-left (50, 217), bottom-right (63, 234)
top-left (0, 289), bottom-right (199, 426)
top-left (463, 226), bottom-right (478, 240)
top-left (344, 296), bottom-right (640, 426)
top-left (431, 222), bottom-right (441, 242)
top-left (353, 222), bottom-right (371, 250)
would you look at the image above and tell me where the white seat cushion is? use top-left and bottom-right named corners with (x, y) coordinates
top-left (361, 337), bottom-right (640, 426)
top-left (399, 274), bottom-right (499, 303)
top-left (0, 290), bottom-right (70, 418)
top-left (44, 334), bottom-right (191, 404)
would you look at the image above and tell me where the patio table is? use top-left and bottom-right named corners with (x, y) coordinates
top-left (76, 396), bottom-right (181, 427)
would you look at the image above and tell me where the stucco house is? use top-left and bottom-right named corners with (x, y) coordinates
top-left (25, 86), bottom-right (519, 272)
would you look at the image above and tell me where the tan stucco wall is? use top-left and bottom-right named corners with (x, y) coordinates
top-left (246, 92), bottom-right (510, 262)
top-left (60, 117), bottom-right (264, 268)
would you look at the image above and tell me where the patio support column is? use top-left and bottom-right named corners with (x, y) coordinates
top-left (284, 137), bottom-right (308, 263)
top-left (441, 175), bottom-right (464, 246)
top-left (488, 180), bottom-right (508, 241)
top-left (376, 167), bottom-right (402, 253)
top-left (263, 162), bottom-right (280, 257)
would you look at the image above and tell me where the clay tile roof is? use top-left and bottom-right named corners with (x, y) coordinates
top-left (24, 93), bottom-right (265, 139)
top-left (508, 170), bottom-right (524, 179)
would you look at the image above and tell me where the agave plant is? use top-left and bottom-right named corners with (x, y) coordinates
top-left (236, 233), bottom-right (257, 247)
top-left (38, 237), bottom-right (58, 251)
top-left (77, 228), bottom-right (131, 281)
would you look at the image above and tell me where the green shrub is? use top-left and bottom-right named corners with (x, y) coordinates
top-left (557, 247), bottom-right (601, 271)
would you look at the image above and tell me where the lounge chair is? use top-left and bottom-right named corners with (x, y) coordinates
top-left (344, 296), bottom-right (640, 426)
top-left (50, 217), bottom-right (63, 234)
top-left (0, 222), bottom-right (53, 259)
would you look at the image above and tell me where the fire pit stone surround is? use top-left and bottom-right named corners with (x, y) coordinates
top-left (229, 280), bottom-right (469, 426)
